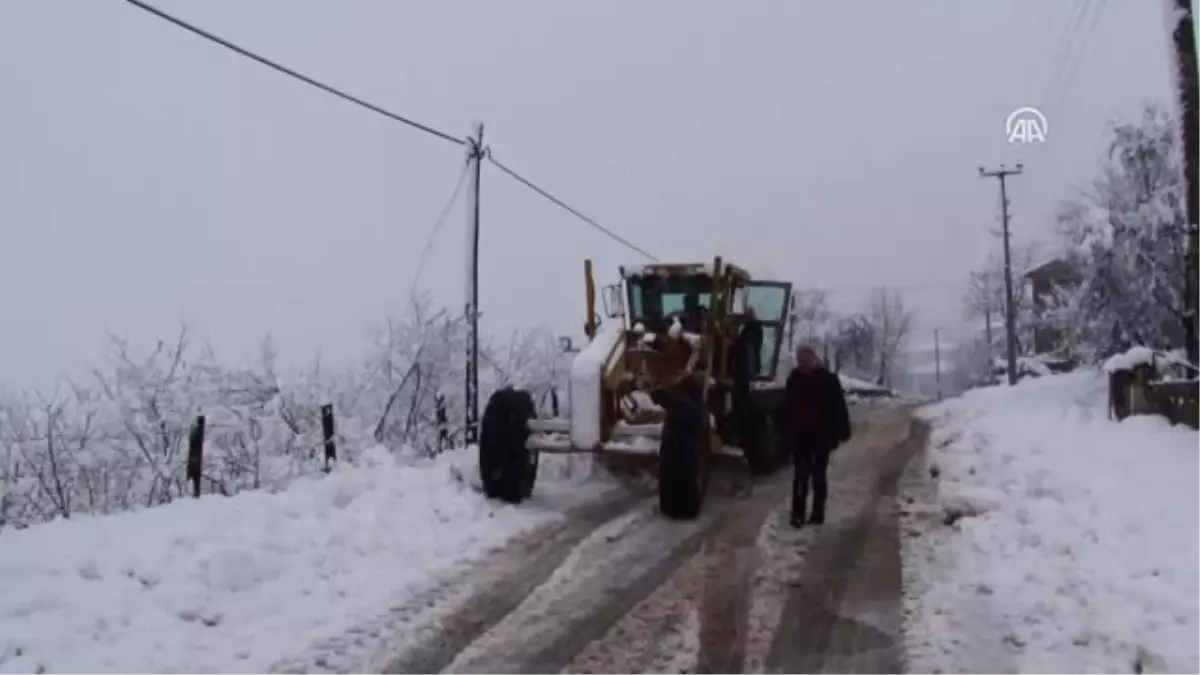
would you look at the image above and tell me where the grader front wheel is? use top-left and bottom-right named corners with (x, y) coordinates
top-left (657, 394), bottom-right (711, 520)
top-left (479, 387), bottom-right (539, 503)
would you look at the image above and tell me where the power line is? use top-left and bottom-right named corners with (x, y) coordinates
top-left (797, 280), bottom-right (966, 296)
top-left (1037, 0), bottom-right (1091, 110)
top-left (486, 151), bottom-right (660, 262)
top-left (1045, 0), bottom-right (1109, 123)
top-left (1050, 0), bottom-right (1090, 74)
top-left (409, 157), bottom-right (473, 296)
top-left (121, 0), bottom-right (464, 147)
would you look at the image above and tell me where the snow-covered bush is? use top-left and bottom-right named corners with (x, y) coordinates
top-left (0, 298), bottom-right (563, 530)
top-left (1044, 103), bottom-right (1195, 364)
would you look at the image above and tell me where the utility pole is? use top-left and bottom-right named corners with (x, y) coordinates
top-left (982, 273), bottom-right (994, 358)
top-left (464, 123), bottom-right (484, 446)
top-left (979, 164), bottom-right (1023, 385)
top-left (1166, 0), bottom-right (1199, 364)
top-left (934, 327), bottom-right (943, 401)
top-left (787, 294), bottom-right (797, 354)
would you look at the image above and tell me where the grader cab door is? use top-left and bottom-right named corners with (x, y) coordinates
top-left (739, 281), bottom-right (793, 381)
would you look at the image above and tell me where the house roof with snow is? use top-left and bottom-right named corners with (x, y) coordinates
top-left (1023, 257), bottom-right (1071, 279)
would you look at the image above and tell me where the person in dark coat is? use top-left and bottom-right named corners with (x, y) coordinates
top-left (778, 345), bottom-right (852, 527)
top-left (680, 290), bottom-right (707, 334)
top-left (739, 307), bottom-right (764, 377)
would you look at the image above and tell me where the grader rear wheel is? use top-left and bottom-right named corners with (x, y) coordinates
top-left (479, 387), bottom-right (539, 503)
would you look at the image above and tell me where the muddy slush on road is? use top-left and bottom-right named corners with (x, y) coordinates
top-left (356, 405), bottom-right (918, 675)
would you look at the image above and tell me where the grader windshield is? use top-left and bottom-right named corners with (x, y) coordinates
top-left (621, 267), bottom-right (791, 381)
top-left (737, 282), bottom-right (790, 379)
top-left (625, 274), bottom-right (714, 330)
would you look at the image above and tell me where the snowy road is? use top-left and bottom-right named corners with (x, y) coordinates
top-left (367, 405), bottom-right (919, 674)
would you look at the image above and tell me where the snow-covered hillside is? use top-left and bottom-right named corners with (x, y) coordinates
top-left (0, 447), bottom-right (608, 674)
top-left (901, 371), bottom-right (1198, 673)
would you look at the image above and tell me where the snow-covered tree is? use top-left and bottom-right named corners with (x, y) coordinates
top-left (0, 296), bottom-right (566, 530)
top-left (1045, 103), bottom-right (1193, 362)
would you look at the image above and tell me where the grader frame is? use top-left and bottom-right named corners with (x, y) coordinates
top-left (478, 256), bottom-right (793, 520)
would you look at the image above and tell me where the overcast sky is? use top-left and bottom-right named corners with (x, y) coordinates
top-left (0, 0), bottom-right (1178, 390)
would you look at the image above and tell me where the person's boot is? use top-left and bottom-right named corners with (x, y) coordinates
top-left (808, 502), bottom-right (825, 525)
top-left (790, 510), bottom-right (806, 528)
top-left (790, 495), bottom-right (807, 529)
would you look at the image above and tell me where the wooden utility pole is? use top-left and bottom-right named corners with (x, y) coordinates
top-left (787, 294), bottom-right (797, 354)
top-left (464, 123), bottom-right (484, 446)
top-left (979, 164), bottom-right (1023, 385)
top-left (1166, 0), bottom-right (1199, 364)
top-left (934, 328), bottom-right (943, 401)
top-left (877, 288), bottom-right (890, 388)
top-left (982, 273), bottom-right (994, 357)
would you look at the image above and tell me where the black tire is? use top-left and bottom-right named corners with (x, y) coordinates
top-left (740, 404), bottom-right (777, 476)
top-left (658, 393), bottom-right (710, 520)
top-left (479, 387), bottom-right (538, 503)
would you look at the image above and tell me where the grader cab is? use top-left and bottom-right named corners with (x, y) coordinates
top-left (478, 256), bottom-right (793, 520)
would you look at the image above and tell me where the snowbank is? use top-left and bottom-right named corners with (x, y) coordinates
top-left (0, 447), bottom-right (608, 674)
top-left (839, 373), bottom-right (895, 398)
top-left (993, 354), bottom-right (1055, 378)
top-left (1103, 345), bottom-right (1198, 380)
top-left (903, 371), bottom-right (1199, 673)
top-left (1103, 345), bottom-right (1158, 373)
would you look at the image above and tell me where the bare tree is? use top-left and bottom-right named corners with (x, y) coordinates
top-left (946, 336), bottom-right (996, 392)
top-left (963, 270), bottom-right (999, 356)
top-left (791, 289), bottom-right (833, 346)
top-left (962, 244), bottom-right (1039, 357)
top-left (868, 287), bottom-right (914, 388)
top-left (831, 314), bottom-right (876, 376)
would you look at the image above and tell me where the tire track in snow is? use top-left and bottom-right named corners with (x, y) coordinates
top-left (369, 407), bottom-right (911, 675)
top-left (693, 472), bottom-right (793, 674)
top-left (763, 411), bottom-right (918, 673)
top-left (561, 469), bottom-right (790, 674)
top-left (269, 487), bottom-right (641, 674)
top-left (373, 490), bottom-right (646, 674)
top-left (562, 407), bottom-right (909, 674)
top-left (742, 405), bottom-right (909, 673)
top-left (441, 500), bottom-right (715, 674)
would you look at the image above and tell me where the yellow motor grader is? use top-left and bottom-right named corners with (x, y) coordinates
top-left (478, 256), bottom-right (794, 520)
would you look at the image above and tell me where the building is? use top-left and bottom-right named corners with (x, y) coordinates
top-left (1024, 258), bottom-right (1080, 355)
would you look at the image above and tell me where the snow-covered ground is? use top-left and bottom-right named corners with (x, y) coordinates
top-left (901, 371), bottom-right (1199, 673)
top-left (0, 446), bottom-right (608, 674)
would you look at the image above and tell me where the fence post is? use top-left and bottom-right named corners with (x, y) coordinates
top-left (321, 404), bottom-right (336, 473)
top-left (435, 393), bottom-right (449, 454)
top-left (1109, 370), bottom-right (1131, 421)
top-left (187, 415), bottom-right (205, 498)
